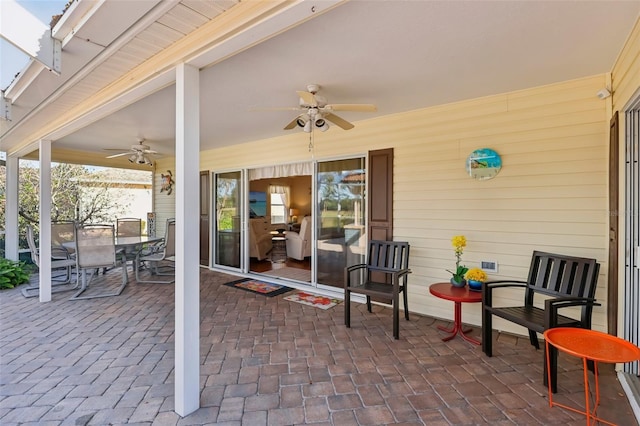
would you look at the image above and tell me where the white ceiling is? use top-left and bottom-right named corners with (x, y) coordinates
top-left (7, 1), bottom-right (640, 160)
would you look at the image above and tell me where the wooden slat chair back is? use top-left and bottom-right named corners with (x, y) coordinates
top-left (344, 240), bottom-right (411, 339)
top-left (482, 250), bottom-right (600, 393)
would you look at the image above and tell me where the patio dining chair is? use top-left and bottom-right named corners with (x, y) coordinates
top-left (135, 218), bottom-right (175, 284)
top-left (21, 224), bottom-right (78, 298)
top-left (115, 217), bottom-right (143, 269)
top-left (70, 224), bottom-right (128, 300)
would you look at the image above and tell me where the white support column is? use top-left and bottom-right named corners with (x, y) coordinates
top-left (39, 140), bottom-right (52, 302)
top-left (174, 63), bottom-right (200, 417)
top-left (4, 156), bottom-right (19, 261)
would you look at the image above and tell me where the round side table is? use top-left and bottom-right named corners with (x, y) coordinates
top-left (544, 327), bottom-right (640, 425)
top-left (429, 282), bottom-right (482, 345)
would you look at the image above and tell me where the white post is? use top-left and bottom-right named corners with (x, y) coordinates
top-left (39, 140), bottom-right (52, 302)
top-left (4, 156), bottom-right (19, 261)
top-left (174, 62), bottom-right (200, 417)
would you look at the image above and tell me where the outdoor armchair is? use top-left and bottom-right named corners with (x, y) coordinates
top-left (344, 240), bottom-right (411, 339)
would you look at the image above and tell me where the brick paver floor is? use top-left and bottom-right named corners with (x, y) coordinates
top-left (0, 267), bottom-right (637, 425)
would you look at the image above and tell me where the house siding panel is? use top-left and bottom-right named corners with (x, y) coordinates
top-left (160, 75), bottom-right (609, 336)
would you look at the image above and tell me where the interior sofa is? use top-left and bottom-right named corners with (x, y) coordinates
top-left (249, 217), bottom-right (272, 261)
top-left (286, 216), bottom-right (312, 260)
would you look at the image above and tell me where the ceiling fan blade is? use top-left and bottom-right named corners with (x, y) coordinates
top-left (106, 152), bottom-right (131, 159)
top-left (296, 90), bottom-right (317, 106)
top-left (325, 103), bottom-right (377, 112)
top-left (325, 113), bottom-right (354, 130)
top-left (284, 116), bottom-right (301, 130)
top-left (103, 148), bottom-right (130, 151)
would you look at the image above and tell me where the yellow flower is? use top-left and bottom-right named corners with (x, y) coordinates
top-left (451, 235), bottom-right (466, 249)
top-left (465, 267), bottom-right (488, 282)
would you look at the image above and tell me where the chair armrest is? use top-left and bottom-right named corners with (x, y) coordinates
top-left (367, 266), bottom-right (411, 276)
top-left (51, 246), bottom-right (71, 260)
top-left (544, 297), bottom-right (601, 328)
top-left (345, 263), bottom-right (367, 273)
top-left (482, 280), bottom-right (528, 307)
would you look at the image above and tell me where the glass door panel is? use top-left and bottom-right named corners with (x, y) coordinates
top-left (316, 158), bottom-right (366, 288)
top-left (214, 171), bottom-right (242, 269)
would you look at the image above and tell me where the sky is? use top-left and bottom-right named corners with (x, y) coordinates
top-left (0, 0), bottom-right (68, 89)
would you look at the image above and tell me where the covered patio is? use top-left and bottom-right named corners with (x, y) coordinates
top-left (0, 269), bottom-right (635, 425)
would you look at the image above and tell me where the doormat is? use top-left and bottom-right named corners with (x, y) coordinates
top-left (224, 278), bottom-right (292, 297)
top-left (284, 291), bottom-right (341, 310)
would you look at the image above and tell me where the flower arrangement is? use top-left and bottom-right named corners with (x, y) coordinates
top-left (446, 235), bottom-right (468, 284)
top-left (465, 267), bottom-right (488, 282)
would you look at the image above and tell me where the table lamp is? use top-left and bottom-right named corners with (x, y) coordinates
top-left (289, 208), bottom-right (299, 223)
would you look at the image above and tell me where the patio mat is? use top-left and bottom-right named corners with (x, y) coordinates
top-left (284, 291), bottom-right (341, 310)
top-left (223, 278), bottom-right (292, 297)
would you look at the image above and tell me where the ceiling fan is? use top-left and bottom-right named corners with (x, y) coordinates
top-left (104, 138), bottom-right (157, 166)
top-left (257, 84), bottom-right (377, 132)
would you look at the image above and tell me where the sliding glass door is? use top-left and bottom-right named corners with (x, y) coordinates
top-left (316, 158), bottom-right (366, 288)
top-left (214, 171), bottom-right (242, 269)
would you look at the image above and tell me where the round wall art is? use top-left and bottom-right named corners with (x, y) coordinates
top-left (466, 148), bottom-right (502, 180)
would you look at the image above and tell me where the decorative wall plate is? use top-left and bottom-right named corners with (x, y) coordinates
top-left (466, 148), bottom-right (502, 180)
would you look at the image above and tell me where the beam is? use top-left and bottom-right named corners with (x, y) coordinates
top-left (0, 0), bottom-right (61, 74)
top-left (4, 156), bottom-right (19, 261)
top-left (39, 140), bottom-right (52, 302)
top-left (174, 63), bottom-right (200, 416)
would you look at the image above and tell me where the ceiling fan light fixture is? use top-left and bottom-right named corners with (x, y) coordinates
top-left (315, 118), bottom-right (329, 132)
top-left (303, 121), bottom-right (312, 133)
top-left (296, 116), bottom-right (308, 127)
top-left (128, 154), bottom-right (137, 163)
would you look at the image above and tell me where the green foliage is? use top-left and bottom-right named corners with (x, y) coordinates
top-left (0, 258), bottom-right (31, 290)
top-left (0, 161), bottom-right (138, 249)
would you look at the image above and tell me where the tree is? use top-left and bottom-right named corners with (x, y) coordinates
top-left (1, 161), bottom-right (141, 251)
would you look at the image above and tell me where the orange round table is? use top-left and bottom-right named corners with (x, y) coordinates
top-left (429, 282), bottom-right (482, 345)
top-left (544, 327), bottom-right (640, 426)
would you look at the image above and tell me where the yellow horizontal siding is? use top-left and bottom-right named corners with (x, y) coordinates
top-left (159, 75), bottom-right (611, 335)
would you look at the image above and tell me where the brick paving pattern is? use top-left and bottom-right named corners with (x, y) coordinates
top-left (0, 268), bottom-right (637, 425)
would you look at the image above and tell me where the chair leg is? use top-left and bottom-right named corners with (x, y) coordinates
top-left (402, 287), bottom-right (409, 320)
top-left (528, 330), bottom-right (540, 349)
top-left (482, 309), bottom-right (493, 357)
top-left (344, 289), bottom-right (351, 328)
top-left (393, 293), bottom-right (399, 340)
top-left (366, 296), bottom-right (372, 312)
top-left (543, 346), bottom-right (558, 393)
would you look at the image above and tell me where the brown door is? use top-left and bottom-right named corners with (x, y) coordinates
top-left (608, 112), bottom-right (619, 335)
top-left (200, 171), bottom-right (210, 266)
top-left (368, 148), bottom-right (393, 241)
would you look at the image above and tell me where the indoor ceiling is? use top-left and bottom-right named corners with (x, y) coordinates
top-left (11, 1), bottom-right (640, 160)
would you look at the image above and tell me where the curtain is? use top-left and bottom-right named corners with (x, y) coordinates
top-left (249, 162), bottom-right (312, 180)
top-left (269, 185), bottom-right (290, 222)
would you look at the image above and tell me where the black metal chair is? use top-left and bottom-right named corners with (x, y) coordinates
top-left (344, 240), bottom-right (411, 339)
top-left (482, 251), bottom-right (600, 393)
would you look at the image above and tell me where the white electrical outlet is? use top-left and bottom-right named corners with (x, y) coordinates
top-left (481, 260), bottom-right (498, 273)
